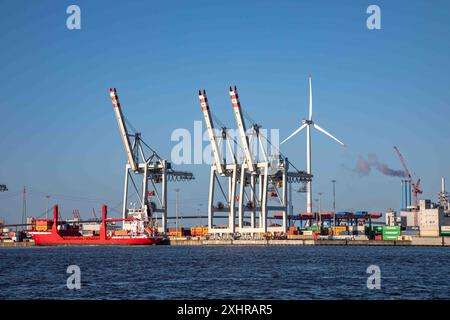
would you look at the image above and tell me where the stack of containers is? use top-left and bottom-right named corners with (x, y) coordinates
top-left (371, 226), bottom-right (383, 240)
top-left (382, 226), bottom-right (401, 240)
top-left (168, 228), bottom-right (184, 237)
top-left (287, 226), bottom-right (301, 239)
top-left (440, 226), bottom-right (450, 236)
top-left (348, 225), bottom-right (366, 235)
top-left (332, 226), bottom-right (347, 235)
top-left (190, 226), bottom-right (208, 237)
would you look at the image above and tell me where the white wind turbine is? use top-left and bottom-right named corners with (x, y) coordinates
top-left (281, 75), bottom-right (345, 213)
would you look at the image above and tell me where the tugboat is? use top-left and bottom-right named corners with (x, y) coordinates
top-left (29, 204), bottom-right (164, 246)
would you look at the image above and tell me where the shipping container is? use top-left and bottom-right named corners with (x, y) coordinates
top-left (441, 226), bottom-right (450, 236)
top-left (374, 234), bottom-right (383, 241)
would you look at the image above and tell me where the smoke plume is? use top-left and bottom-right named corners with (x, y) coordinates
top-left (356, 153), bottom-right (406, 177)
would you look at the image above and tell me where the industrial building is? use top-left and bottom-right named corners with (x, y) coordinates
top-left (398, 178), bottom-right (450, 237)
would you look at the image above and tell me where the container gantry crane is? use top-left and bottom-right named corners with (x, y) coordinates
top-left (229, 86), bottom-right (272, 235)
top-left (198, 90), bottom-right (239, 237)
top-left (199, 87), bottom-right (311, 238)
top-left (394, 146), bottom-right (422, 210)
top-left (229, 86), bottom-right (311, 237)
top-left (109, 88), bottom-right (194, 233)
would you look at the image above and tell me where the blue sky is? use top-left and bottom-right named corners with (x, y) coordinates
top-left (1, 0), bottom-right (449, 225)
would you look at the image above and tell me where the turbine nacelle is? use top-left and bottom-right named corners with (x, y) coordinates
top-left (281, 75), bottom-right (344, 147)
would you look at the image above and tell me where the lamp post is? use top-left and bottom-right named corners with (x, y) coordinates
top-left (317, 192), bottom-right (323, 228)
top-left (331, 180), bottom-right (336, 229)
top-left (175, 188), bottom-right (180, 238)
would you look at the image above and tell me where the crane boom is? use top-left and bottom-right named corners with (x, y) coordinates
top-left (109, 88), bottom-right (138, 172)
top-left (198, 90), bottom-right (225, 175)
top-left (393, 146), bottom-right (412, 181)
top-left (229, 86), bottom-right (256, 172)
top-left (393, 146), bottom-right (422, 209)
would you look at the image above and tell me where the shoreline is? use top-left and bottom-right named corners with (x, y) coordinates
top-left (167, 236), bottom-right (450, 247)
top-left (2, 237), bottom-right (450, 247)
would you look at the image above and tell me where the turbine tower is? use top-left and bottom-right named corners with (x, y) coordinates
top-left (281, 75), bottom-right (345, 213)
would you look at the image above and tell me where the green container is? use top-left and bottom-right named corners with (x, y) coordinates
top-left (310, 226), bottom-right (320, 231)
top-left (382, 226), bottom-right (400, 231)
top-left (383, 230), bottom-right (400, 234)
top-left (372, 226), bottom-right (383, 235)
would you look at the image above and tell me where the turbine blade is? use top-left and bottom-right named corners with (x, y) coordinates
top-left (313, 123), bottom-right (345, 146)
top-left (309, 74), bottom-right (313, 121)
top-left (281, 123), bottom-right (307, 145)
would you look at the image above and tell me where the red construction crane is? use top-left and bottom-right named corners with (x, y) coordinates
top-left (393, 146), bottom-right (422, 210)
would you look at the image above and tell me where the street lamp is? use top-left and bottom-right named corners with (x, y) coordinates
top-left (175, 188), bottom-right (180, 238)
top-left (331, 180), bottom-right (336, 228)
top-left (317, 192), bottom-right (323, 228)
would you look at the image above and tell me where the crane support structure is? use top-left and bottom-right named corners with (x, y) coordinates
top-left (109, 88), bottom-right (194, 233)
top-left (394, 146), bottom-right (422, 210)
top-left (198, 90), bottom-right (239, 236)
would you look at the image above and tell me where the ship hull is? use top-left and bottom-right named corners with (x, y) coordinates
top-left (29, 232), bottom-right (163, 246)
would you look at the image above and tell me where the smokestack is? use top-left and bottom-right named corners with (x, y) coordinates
top-left (442, 177), bottom-right (446, 193)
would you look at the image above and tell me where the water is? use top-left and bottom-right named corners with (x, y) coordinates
top-left (0, 246), bottom-right (449, 299)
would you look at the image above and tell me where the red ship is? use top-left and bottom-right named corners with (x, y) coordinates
top-left (29, 205), bottom-right (164, 246)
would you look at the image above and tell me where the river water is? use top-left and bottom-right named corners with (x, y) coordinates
top-left (0, 246), bottom-right (449, 299)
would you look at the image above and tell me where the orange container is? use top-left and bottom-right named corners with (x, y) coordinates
top-left (113, 229), bottom-right (129, 236)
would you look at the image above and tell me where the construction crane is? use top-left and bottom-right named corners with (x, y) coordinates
top-left (394, 146), bottom-right (422, 210)
top-left (109, 88), bottom-right (194, 233)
